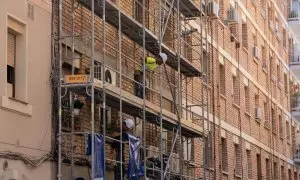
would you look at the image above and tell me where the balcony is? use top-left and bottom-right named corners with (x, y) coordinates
top-left (289, 1), bottom-right (300, 40)
top-left (291, 95), bottom-right (300, 121)
top-left (290, 44), bottom-right (300, 80)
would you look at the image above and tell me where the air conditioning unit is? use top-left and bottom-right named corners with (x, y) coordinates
top-left (227, 8), bottom-right (239, 23)
top-left (207, 1), bottom-right (219, 18)
top-left (170, 153), bottom-right (180, 173)
top-left (104, 68), bottom-right (117, 85)
top-left (255, 107), bottom-right (262, 120)
top-left (147, 145), bottom-right (159, 158)
top-left (253, 46), bottom-right (259, 58)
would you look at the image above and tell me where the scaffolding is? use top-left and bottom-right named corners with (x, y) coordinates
top-left (52, 0), bottom-right (214, 179)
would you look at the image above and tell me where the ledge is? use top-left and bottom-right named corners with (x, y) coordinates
top-left (253, 58), bottom-right (259, 64)
top-left (222, 171), bottom-right (229, 175)
top-left (220, 94), bottom-right (227, 100)
top-left (245, 111), bottom-right (251, 117)
top-left (262, 67), bottom-right (268, 74)
top-left (1, 96), bottom-right (32, 116)
top-left (232, 102), bottom-right (240, 109)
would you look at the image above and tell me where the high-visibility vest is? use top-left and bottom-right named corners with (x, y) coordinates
top-left (135, 57), bottom-right (158, 71)
top-left (145, 57), bottom-right (157, 71)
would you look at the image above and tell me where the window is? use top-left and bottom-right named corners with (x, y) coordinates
top-left (242, 22), bottom-right (248, 49)
top-left (257, 154), bottom-right (262, 179)
top-left (232, 76), bottom-right (239, 104)
top-left (230, 24), bottom-right (238, 38)
top-left (221, 138), bottom-right (228, 172)
top-left (219, 0), bottom-right (224, 21)
top-left (289, 169), bottom-right (292, 180)
top-left (272, 108), bottom-right (277, 134)
top-left (284, 73), bottom-right (288, 93)
top-left (274, 162), bottom-right (278, 180)
top-left (234, 144), bottom-right (242, 176)
top-left (253, 33), bottom-right (257, 46)
top-left (277, 64), bottom-right (280, 82)
top-left (264, 102), bottom-right (269, 127)
top-left (202, 51), bottom-right (209, 78)
top-left (7, 32), bottom-right (16, 98)
top-left (294, 171), bottom-right (298, 180)
top-left (183, 138), bottom-right (192, 161)
top-left (219, 64), bottom-right (225, 95)
top-left (281, 165), bottom-right (285, 180)
top-left (162, 97), bottom-right (174, 113)
top-left (255, 94), bottom-right (259, 107)
top-left (245, 86), bottom-right (250, 113)
top-left (266, 158), bottom-right (271, 180)
top-left (287, 121), bottom-right (291, 141)
top-left (279, 114), bottom-right (283, 138)
top-left (246, 150), bottom-right (252, 179)
top-left (6, 16), bottom-right (27, 102)
top-left (99, 106), bottom-right (111, 129)
top-left (262, 46), bottom-right (267, 68)
top-left (283, 29), bottom-right (287, 48)
top-left (204, 132), bottom-right (213, 167)
top-left (184, 35), bottom-right (193, 60)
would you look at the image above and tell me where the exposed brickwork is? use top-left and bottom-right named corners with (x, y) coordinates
top-left (55, 0), bottom-right (300, 179)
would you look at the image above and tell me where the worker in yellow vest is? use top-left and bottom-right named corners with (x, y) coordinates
top-left (134, 53), bottom-right (167, 98)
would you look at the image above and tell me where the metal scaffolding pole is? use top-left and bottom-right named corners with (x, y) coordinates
top-left (90, 0), bottom-right (95, 179)
top-left (57, 0), bottom-right (63, 179)
top-left (158, 1), bottom-right (165, 179)
top-left (101, 0), bottom-right (107, 178)
top-left (116, 0), bottom-right (124, 179)
top-left (141, 0), bottom-right (148, 179)
top-left (176, 0), bottom-right (183, 179)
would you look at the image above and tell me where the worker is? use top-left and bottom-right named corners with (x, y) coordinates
top-left (134, 53), bottom-right (167, 98)
top-left (111, 118), bottom-right (135, 180)
top-left (134, 69), bottom-right (144, 98)
top-left (145, 56), bottom-right (159, 71)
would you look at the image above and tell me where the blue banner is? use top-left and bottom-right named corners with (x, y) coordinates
top-left (86, 133), bottom-right (105, 180)
top-left (127, 134), bottom-right (144, 180)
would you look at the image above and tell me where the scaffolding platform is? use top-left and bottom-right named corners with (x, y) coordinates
top-left (78, 0), bottom-right (202, 77)
top-left (178, 0), bottom-right (202, 17)
top-left (66, 80), bottom-right (204, 137)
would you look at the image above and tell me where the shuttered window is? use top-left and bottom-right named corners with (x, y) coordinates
top-left (7, 32), bottom-right (16, 67)
top-left (7, 32), bottom-right (16, 98)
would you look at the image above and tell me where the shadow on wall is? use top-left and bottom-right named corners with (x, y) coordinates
top-left (61, 164), bottom-right (114, 180)
top-left (0, 168), bottom-right (30, 180)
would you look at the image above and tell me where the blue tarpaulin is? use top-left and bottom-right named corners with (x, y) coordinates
top-left (127, 134), bottom-right (144, 180)
top-left (86, 133), bottom-right (105, 180)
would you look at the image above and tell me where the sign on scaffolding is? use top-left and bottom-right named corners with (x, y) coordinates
top-left (64, 75), bottom-right (89, 84)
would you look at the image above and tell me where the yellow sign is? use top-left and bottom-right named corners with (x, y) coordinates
top-left (64, 75), bottom-right (89, 84)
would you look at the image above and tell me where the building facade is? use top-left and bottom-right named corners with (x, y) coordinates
top-left (0, 0), bottom-right (53, 180)
top-left (2, 0), bottom-right (300, 179)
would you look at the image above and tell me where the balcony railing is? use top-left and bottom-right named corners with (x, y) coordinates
top-left (289, 0), bottom-right (300, 20)
top-left (289, 10), bottom-right (300, 20)
top-left (291, 96), bottom-right (300, 111)
top-left (290, 55), bottom-right (300, 65)
top-left (295, 146), bottom-right (300, 163)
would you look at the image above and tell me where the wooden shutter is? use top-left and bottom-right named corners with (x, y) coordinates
top-left (7, 32), bottom-right (16, 67)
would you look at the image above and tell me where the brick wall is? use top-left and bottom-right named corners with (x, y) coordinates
top-left (55, 0), bottom-right (300, 179)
